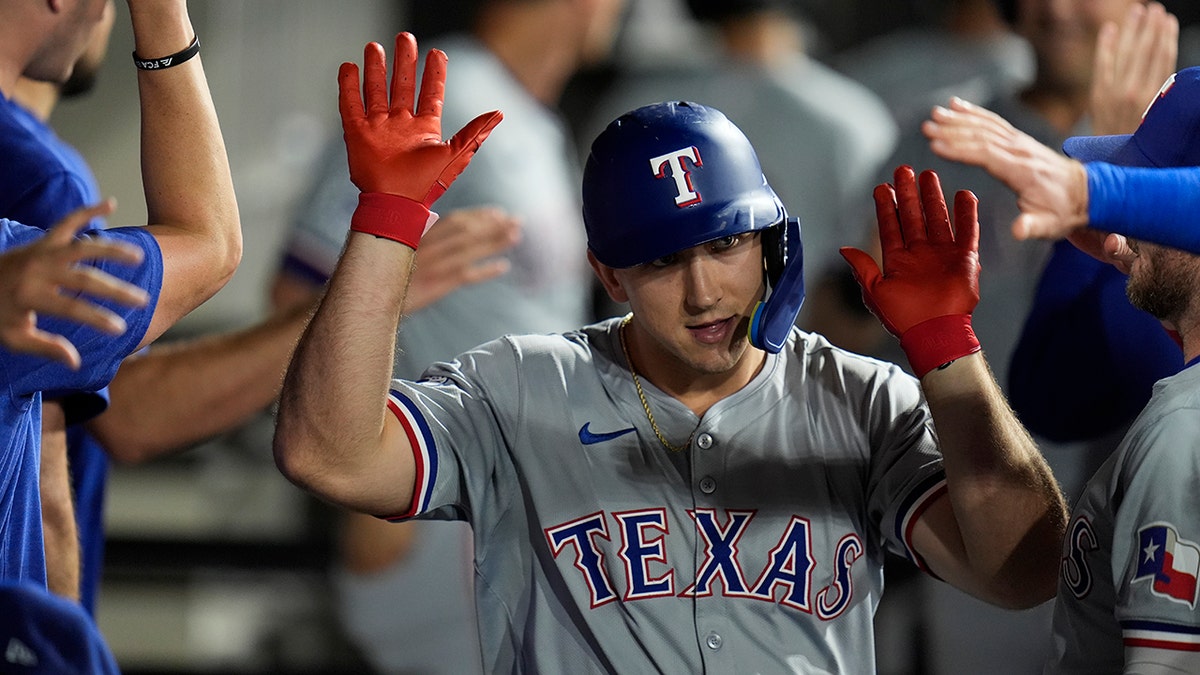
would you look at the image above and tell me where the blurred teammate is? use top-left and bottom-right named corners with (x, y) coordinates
top-left (869, 3), bottom-right (1180, 671)
top-left (0, 0), bottom-right (242, 588)
top-left (1044, 68), bottom-right (1200, 674)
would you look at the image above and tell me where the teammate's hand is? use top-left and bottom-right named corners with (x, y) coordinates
top-left (923, 98), bottom-right (1091, 242)
top-left (0, 201), bottom-right (150, 370)
top-left (1089, 1), bottom-right (1178, 136)
top-left (407, 206), bottom-right (521, 312)
top-left (1103, 231), bottom-right (1137, 275)
top-left (339, 32), bottom-right (503, 206)
top-left (840, 166), bottom-right (981, 377)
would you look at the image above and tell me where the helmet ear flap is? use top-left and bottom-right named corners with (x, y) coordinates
top-left (762, 217), bottom-right (801, 287)
top-left (762, 220), bottom-right (787, 287)
top-left (749, 217), bottom-right (805, 354)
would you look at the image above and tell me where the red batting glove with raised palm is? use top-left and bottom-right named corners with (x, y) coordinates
top-left (840, 166), bottom-right (982, 378)
top-left (341, 32), bottom-right (503, 249)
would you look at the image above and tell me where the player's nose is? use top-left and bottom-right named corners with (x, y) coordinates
top-left (682, 256), bottom-right (720, 311)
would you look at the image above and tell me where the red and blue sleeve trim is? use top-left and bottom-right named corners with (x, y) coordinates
top-left (893, 472), bottom-right (948, 576)
top-left (1122, 619), bottom-right (1200, 652)
top-left (384, 389), bottom-right (438, 520)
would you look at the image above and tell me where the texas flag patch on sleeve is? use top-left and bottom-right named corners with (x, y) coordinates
top-left (1134, 523), bottom-right (1200, 609)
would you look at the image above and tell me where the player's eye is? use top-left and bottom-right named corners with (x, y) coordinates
top-left (649, 252), bottom-right (678, 268)
top-left (709, 234), bottom-right (750, 253)
top-left (710, 235), bottom-right (739, 251)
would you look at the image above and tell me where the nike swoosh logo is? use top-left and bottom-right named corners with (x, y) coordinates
top-left (578, 422), bottom-right (636, 445)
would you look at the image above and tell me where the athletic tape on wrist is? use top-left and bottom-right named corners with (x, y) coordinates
top-left (350, 192), bottom-right (436, 249)
top-left (133, 36), bottom-right (200, 71)
top-left (899, 314), bottom-right (981, 378)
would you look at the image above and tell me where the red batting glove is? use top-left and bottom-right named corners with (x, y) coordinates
top-left (840, 166), bottom-right (982, 378)
top-left (340, 32), bottom-right (503, 248)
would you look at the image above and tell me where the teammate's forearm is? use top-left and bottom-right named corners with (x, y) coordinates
top-left (92, 301), bottom-right (315, 464)
top-left (274, 233), bottom-right (417, 516)
top-left (919, 353), bottom-right (1067, 606)
top-left (39, 402), bottom-right (80, 601)
top-left (128, 0), bottom-right (241, 345)
top-left (1087, 163), bottom-right (1200, 255)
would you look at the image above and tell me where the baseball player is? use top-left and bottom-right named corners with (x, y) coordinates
top-left (0, 0), bottom-right (241, 587)
top-left (274, 33), bottom-right (1067, 673)
top-left (1019, 69), bottom-right (1200, 674)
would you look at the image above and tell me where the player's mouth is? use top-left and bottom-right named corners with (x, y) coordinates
top-left (686, 317), bottom-right (735, 345)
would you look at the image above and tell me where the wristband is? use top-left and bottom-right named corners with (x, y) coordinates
top-left (899, 314), bottom-right (981, 378)
top-left (133, 36), bottom-right (200, 71)
top-left (350, 192), bottom-right (436, 249)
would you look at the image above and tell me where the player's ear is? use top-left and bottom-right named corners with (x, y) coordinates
top-left (588, 250), bottom-right (629, 304)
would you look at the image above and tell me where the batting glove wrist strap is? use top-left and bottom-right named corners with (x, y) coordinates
top-left (900, 314), bottom-right (981, 378)
top-left (350, 192), bottom-right (437, 249)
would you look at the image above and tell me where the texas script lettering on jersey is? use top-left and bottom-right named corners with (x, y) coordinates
top-left (545, 508), bottom-right (863, 620)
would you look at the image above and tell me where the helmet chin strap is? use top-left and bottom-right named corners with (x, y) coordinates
top-left (749, 218), bottom-right (805, 353)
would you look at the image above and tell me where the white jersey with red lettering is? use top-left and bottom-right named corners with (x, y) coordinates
top-left (387, 317), bottom-right (946, 673)
top-left (1048, 361), bottom-right (1200, 674)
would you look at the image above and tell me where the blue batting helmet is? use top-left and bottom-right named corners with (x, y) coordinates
top-left (582, 101), bottom-right (788, 269)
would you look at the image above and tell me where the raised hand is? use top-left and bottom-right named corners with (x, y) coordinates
top-left (340, 32), bottom-right (503, 207)
top-left (1090, 1), bottom-right (1178, 136)
top-left (923, 97), bottom-right (1091, 244)
top-left (406, 206), bottom-right (521, 312)
top-left (840, 166), bottom-right (981, 377)
top-left (0, 201), bottom-right (149, 369)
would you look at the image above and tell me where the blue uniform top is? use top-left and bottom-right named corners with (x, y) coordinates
top-left (0, 219), bottom-right (162, 586)
top-left (1008, 240), bottom-right (1182, 443)
top-left (0, 95), bottom-right (104, 233)
top-left (0, 93), bottom-right (121, 606)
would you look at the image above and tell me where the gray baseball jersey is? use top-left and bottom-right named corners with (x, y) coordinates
top-left (1047, 361), bottom-right (1200, 674)
top-left (386, 318), bottom-right (947, 673)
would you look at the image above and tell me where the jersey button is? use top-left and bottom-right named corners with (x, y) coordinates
top-left (699, 476), bottom-right (716, 494)
top-left (696, 433), bottom-right (713, 449)
top-left (705, 633), bottom-right (722, 650)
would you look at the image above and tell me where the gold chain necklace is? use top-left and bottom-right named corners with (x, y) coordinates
top-left (618, 315), bottom-right (693, 452)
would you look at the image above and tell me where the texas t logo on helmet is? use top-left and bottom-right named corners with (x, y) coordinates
top-left (649, 146), bottom-right (704, 207)
top-left (582, 100), bottom-right (805, 353)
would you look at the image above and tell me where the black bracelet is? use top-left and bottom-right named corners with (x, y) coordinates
top-left (132, 36), bottom-right (200, 71)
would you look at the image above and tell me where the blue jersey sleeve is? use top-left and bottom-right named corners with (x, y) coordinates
top-left (1007, 240), bottom-right (1183, 442)
top-left (1086, 163), bottom-right (1200, 254)
top-left (0, 222), bottom-right (163, 399)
